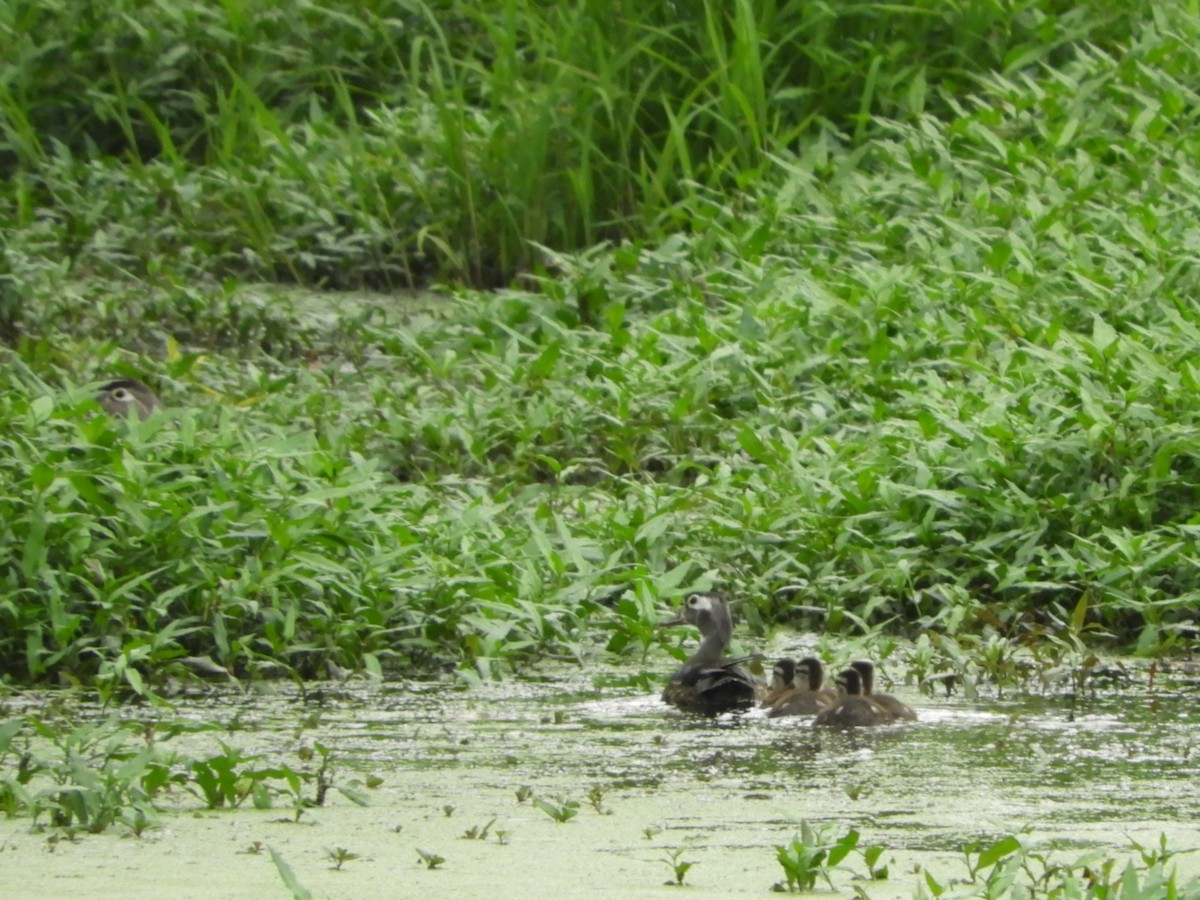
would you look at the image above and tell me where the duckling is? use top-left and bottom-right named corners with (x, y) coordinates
top-left (661, 591), bottom-right (765, 715)
top-left (813, 668), bottom-right (894, 727)
top-left (96, 378), bottom-right (161, 420)
top-left (768, 656), bottom-right (838, 717)
top-left (851, 660), bottom-right (918, 721)
top-left (762, 658), bottom-right (799, 708)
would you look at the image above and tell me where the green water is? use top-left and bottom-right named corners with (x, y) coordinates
top-left (3, 659), bottom-right (1199, 899)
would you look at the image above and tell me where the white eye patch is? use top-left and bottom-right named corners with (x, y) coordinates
top-left (685, 593), bottom-right (714, 613)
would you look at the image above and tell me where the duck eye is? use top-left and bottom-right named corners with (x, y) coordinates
top-left (111, 388), bottom-right (132, 402)
top-left (686, 594), bottom-right (699, 606)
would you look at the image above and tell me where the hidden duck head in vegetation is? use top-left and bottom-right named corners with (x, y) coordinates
top-left (96, 378), bottom-right (161, 420)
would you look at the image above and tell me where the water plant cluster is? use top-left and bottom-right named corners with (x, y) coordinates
top-left (3, 1), bottom-right (1200, 695)
top-left (0, 713), bottom-right (364, 836)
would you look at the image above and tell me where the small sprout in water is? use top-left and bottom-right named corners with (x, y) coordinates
top-left (417, 848), bottom-right (445, 870)
top-left (587, 787), bottom-right (611, 814)
top-left (863, 845), bottom-right (889, 880)
top-left (325, 847), bottom-right (359, 871)
top-left (1130, 832), bottom-right (1188, 868)
top-left (772, 821), bottom-right (859, 892)
top-left (120, 805), bottom-right (157, 838)
top-left (534, 797), bottom-right (580, 823)
top-left (243, 841), bottom-right (265, 855)
top-left (959, 835), bottom-right (1022, 882)
top-left (392, 824), bottom-right (405, 834)
top-left (462, 818), bottom-right (496, 840)
top-left (843, 782), bottom-right (872, 801)
top-left (920, 866), bottom-right (945, 896)
top-left (365, 774), bottom-right (384, 789)
top-left (515, 785), bottom-right (534, 804)
top-left (442, 804), bottom-right (456, 817)
top-left (644, 825), bottom-right (663, 840)
top-left (652, 735), bottom-right (667, 747)
top-left (661, 846), bottom-right (696, 886)
top-left (495, 829), bottom-right (511, 846)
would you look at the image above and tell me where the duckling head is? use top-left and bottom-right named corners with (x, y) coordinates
top-left (834, 667), bottom-right (865, 696)
top-left (850, 660), bottom-right (877, 695)
top-left (770, 658), bottom-right (798, 692)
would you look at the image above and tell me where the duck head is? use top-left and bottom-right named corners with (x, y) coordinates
top-left (96, 378), bottom-right (161, 420)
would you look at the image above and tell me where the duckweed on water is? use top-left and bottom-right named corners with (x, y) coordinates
top-left (2, 669), bottom-right (1199, 897)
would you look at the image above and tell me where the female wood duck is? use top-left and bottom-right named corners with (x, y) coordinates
top-left (767, 656), bottom-right (838, 717)
top-left (96, 378), bottom-right (161, 420)
top-left (661, 592), bottom-right (765, 715)
top-left (851, 660), bottom-right (918, 721)
top-left (813, 667), bottom-right (894, 727)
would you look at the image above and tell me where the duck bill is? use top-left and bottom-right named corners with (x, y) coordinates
top-left (659, 613), bottom-right (686, 627)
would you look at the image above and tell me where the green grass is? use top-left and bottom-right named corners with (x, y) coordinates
top-left (0, 0), bottom-right (1142, 287)
top-left (2, 3), bottom-right (1200, 689)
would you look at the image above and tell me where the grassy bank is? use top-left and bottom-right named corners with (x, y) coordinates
top-left (2, 2), bottom-right (1199, 691)
top-left (2, 0), bottom-right (1139, 288)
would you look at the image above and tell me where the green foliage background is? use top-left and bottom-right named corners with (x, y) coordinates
top-left (1, 0), bottom-right (1198, 690)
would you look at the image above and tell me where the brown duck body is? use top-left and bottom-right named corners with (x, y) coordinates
top-left (96, 378), bottom-right (161, 420)
top-left (813, 668), bottom-right (894, 727)
top-left (767, 656), bottom-right (838, 717)
top-left (851, 660), bottom-right (918, 721)
top-left (662, 592), bottom-right (764, 715)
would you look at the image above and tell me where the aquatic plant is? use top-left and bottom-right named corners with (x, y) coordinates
top-left (533, 796), bottom-right (580, 824)
top-left (660, 846), bottom-right (697, 887)
top-left (324, 847), bottom-right (359, 871)
top-left (862, 844), bottom-right (889, 881)
top-left (959, 835), bottom-right (1023, 883)
top-left (586, 786), bottom-right (611, 815)
top-left (268, 847), bottom-right (313, 900)
top-left (416, 848), bottom-right (446, 870)
top-left (462, 818), bottom-right (496, 840)
top-left (4, 716), bottom-right (182, 833)
top-left (772, 822), bottom-right (859, 892)
top-left (918, 833), bottom-right (1200, 900)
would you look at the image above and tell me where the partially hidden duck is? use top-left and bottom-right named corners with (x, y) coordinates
top-left (96, 378), bottom-right (161, 420)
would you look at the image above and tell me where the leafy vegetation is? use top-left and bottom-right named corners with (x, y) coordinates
top-left (918, 832), bottom-right (1200, 900)
top-left (0, 714), bottom-right (353, 834)
top-left (0, 0), bottom-right (1142, 288)
top-left (3, 2), bottom-right (1200, 693)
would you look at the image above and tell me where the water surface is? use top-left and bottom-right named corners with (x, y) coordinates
top-left (3, 658), bottom-right (1199, 899)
